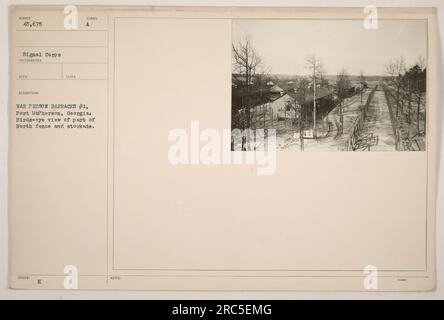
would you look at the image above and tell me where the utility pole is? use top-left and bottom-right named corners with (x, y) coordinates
top-left (313, 64), bottom-right (317, 139)
top-left (360, 70), bottom-right (364, 104)
top-left (342, 97), bottom-right (346, 134)
top-left (263, 105), bottom-right (266, 128)
top-left (339, 100), bottom-right (343, 135)
top-left (271, 108), bottom-right (274, 127)
top-left (299, 103), bottom-right (304, 151)
top-left (305, 55), bottom-right (322, 140)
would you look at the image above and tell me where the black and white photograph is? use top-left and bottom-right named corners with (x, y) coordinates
top-left (231, 19), bottom-right (427, 151)
top-left (2, 2), bottom-right (442, 300)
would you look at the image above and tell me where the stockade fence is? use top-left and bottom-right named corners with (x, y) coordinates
top-left (346, 85), bottom-right (377, 151)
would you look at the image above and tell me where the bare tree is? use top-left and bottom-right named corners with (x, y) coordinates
top-left (232, 37), bottom-right (264, 89)
top-left (408, 59), bottom-right (426, 135)
top-left (294, 78), bottom-right (310, 107)
top-left (403, 67), bottom-right (415, 126)
top-left (385, 56), bottom-right (406, 118)
top-left (281, 78), bottom-right (310, 151)
top-left (336, 69), bottom-right (351, 135)
top-left (417, 56), bottom-right (426, 70)
top-left (232, 36), bottom-right (265, 128)
top-left (305, 55), bottom-right (324, 138)
top-left (295, 78), bottom-right (311, 144)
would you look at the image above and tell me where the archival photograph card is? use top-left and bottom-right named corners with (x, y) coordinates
top-left (8, 6), bottom-right (438, 291)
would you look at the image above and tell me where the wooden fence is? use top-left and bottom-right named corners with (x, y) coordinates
top-left (346, 86), bottom-right (377, 151)
top-left (383, 85), bottom-right (405, 151)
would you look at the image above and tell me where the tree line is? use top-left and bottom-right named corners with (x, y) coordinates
top-left (384, 56), bottom-right (426, 135)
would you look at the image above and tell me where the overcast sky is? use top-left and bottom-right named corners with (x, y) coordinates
top-left (232, 19), bottom-right (427, 76)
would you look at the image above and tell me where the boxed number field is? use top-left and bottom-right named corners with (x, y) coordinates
top-left (63, 63), bottom-right (107, 80)
top-left (15, 63), bottom-right (61, 80)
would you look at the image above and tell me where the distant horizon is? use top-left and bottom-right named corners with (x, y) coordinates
top-left (257, 73), bottom-right (389, 77)
top-left (233, 72), bottom-right (392, 78)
